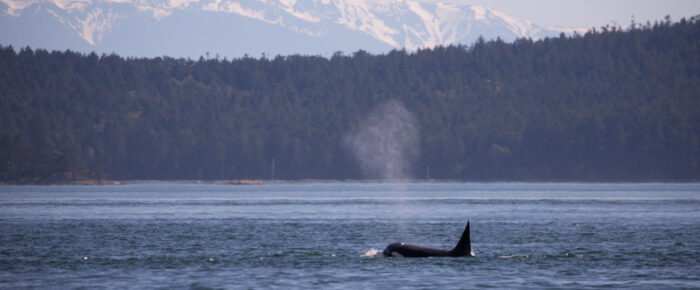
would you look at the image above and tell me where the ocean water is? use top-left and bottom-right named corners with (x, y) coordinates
top-left (0, 182), bottom-right (698, 289)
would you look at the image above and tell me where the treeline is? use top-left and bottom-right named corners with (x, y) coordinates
top-left (1, 17), bottom-right (699, 183)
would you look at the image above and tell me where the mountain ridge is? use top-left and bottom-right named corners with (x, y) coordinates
top-left (0, 0), bottom-right (586, 57)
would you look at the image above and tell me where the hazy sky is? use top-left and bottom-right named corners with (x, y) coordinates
top-left (438, 0), bottom-right (700, 29)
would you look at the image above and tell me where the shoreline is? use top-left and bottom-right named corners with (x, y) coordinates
top-left (2, 178), bottom-right (700, 186)
top-left (0, 179), bottom-right (265, 186)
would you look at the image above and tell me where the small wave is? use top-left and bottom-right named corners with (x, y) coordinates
top-left (361, 248), bottom-right (383, 258)
top-left (498, 254), bottom-right (529, 259)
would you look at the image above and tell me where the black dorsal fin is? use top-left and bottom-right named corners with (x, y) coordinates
top-left (451, 221), bottom-right (472, 256)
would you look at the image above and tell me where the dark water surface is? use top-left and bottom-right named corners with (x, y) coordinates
top-left (1, 182), bottom-right (699, 289)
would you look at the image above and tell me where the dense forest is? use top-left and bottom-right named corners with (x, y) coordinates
top-left (1, 17), bottom-right (699, 183)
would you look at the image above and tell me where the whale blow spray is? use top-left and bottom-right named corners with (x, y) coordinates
top-left (344, 100), bottom-right (419, 180)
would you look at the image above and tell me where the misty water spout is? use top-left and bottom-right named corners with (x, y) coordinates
top-left (344, 100), bottom-right (419, 180)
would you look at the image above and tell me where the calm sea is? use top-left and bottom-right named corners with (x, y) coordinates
top-left (1, 182), bottom-right (698, 289)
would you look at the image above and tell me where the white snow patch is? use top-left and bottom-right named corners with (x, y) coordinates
top-left (137, 5), bottom-right (171, 20)
top-left (52, 0), bottom-right (92, 12)
top-left (470, 5), bottom-right (486, 20)
top-left (407, 1), bottom-right (434, 24)
top-left (405, 1), bottom-right (439, 49)
top-left (486, 6), bottom-right (537, 37)
top-left (334, 0), bottom-right (399, 47)
top-left (403, 1), bottom-right (466, 50)
top-left (46, 7), bottom-right (66, 23)
top-left (203, 0), bottom-right (280, 24)
top-left (69, 7), bottom-right (121, 45)
top-left (134, 0), bottom-right (200, 20)
top-left (166, 0), bottom-right (198, 10)
top-left (279, 0), bottom-right (296, 7)
top-left (279, 3), bottom-right (320, 23)
top-left (1, 0), bottom-right (39, 15)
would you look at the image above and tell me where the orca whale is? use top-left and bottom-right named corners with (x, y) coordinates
top-left (383, 221), bottom-right (473, 258)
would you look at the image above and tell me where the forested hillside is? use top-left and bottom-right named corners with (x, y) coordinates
top-left (1, 17), bottom-right (699, 183)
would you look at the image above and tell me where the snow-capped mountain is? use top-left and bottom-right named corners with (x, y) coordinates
top-left (0, 0), bottom-right (586, 57)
